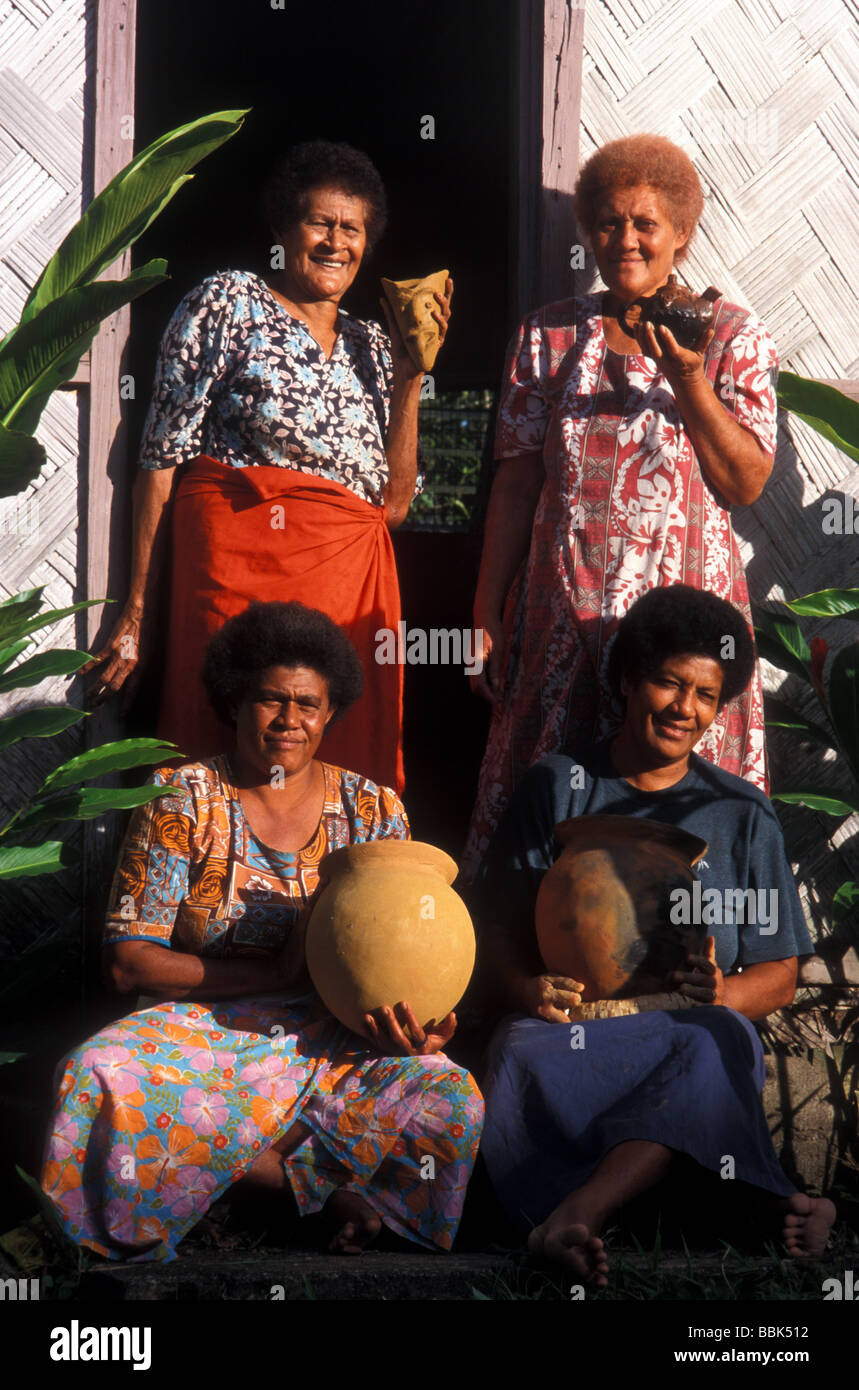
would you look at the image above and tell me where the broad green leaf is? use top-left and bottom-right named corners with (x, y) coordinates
top-left (41, 738), bottom-right (178, 793)
top-left (0, 588), bottom-right (44, 643)
top-left (0, 841), bottom-right (77, 879)
top-left (832, 881), bottom-right (859, 927)
top-left (762, 696), bottom-right (835, 748)
top-left (0, 597), bottom-right (102, 646)
top-left (753, 606), bottom-right (812, 682)
top-left (11, 784), bottom-right (173, 834)
top-left (828, 641), bottom-right (859, 782)
top-left (0, 586), bottom-right (43, 607)
top-left (771, 790), bottom-right (859, 817)
top-left (777, 371), bottom-right (859, 464)
top-left (0, 262), bottom-right (168, 433)
top-left (0, 640), bottom-right (31, 675)
top-left (783, 587), bottom-right (859, 620)
top-left (0, 421), bottom-right (46, 498)
top-left (20, 109), bottom-right (247, 322)
top-left (0, 705), bottom-right (86, 752)
top-left (0, 649), bottom-right (90, 694)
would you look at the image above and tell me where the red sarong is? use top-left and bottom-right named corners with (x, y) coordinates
top-left (158, 455), bottom-right (404, 792)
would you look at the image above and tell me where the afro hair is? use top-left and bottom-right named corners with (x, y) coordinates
top-left (607, 584), bottom-right (755, 708)
top-left (202, 600), bottom-right (364, 726)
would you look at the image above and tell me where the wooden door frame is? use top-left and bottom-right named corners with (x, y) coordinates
top-left (513, 0), bottom-right (586, 322)
top-left (82, 0), bottom-right (137, 988)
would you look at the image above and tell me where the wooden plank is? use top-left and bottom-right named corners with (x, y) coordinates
top-left (514, 0), bottom-right (587, 323)
top-left (83, 0), bottom-right (137, 997)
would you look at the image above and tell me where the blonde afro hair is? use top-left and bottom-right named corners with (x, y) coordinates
top-left (574, 135), bottom-right (704, 261)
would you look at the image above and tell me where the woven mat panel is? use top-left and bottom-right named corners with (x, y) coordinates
top-left (0, 0), bottom-right (90, 967)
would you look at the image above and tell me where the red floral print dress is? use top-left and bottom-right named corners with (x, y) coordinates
top-left (463, 294), bottom-right (777, 878)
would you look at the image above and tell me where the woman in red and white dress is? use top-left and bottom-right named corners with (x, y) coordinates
top-left (463, 133), bottom-right (778, 877)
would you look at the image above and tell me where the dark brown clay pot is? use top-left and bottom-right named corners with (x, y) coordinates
top-left (535, 815), bottom-right (709, 1002)
top-left (621, 275), bottom-right (721, 350)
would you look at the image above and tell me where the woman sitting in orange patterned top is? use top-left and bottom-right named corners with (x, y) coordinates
top-left (41, 601), bottom-right (483, 1262)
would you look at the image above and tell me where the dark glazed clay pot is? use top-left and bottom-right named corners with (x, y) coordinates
top-left (621, 275), bottom-right (721, 350)
top-left (535, 815), bottom-right (709, 1001)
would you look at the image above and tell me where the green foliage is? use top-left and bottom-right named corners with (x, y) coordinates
top-left (0, 588), bottom-right (177, 880)
top-left (0, 841), bottom-right (77, 881)
top-left (0, 649), bottom-right (92, 694)
top-left (754, 586), bottom-right (859, 938)
top-left (408, 389), bottom-right (493, 529)
top-left (753, 605), bottom-right (812, 683)
top-left (0, 107), bottom-right (248, 497)
top-left (754, 587), bottom-right (859, 795)
top-left (777, 371), bottom-right (859, 465)
top-left (0, 263), bottom-right (169, 437)
top-left (783, 588), bottom-right (859, 619)
top-left (833, 881), bottom-right (859, 926)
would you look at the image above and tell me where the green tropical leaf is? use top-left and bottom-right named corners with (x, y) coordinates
top-left (828, 641), bottom-right (859, 782)
top-left (753, 606), bottom-right (812, 682)
top-left (0, 841), bottom-right (78, 879)
top-left (0, 649), bottom-right (90, 694)
top-left (0, 598), bottom-right (102, 647)
top-left (0, 640), bottom-right (31, 675)
top-left (20, 109), bottom-right (248, 323)
top-left (777, 371), bottom-right (859, 464)
top-left (762, 696), bottom-right (836, 748)
top-left (0, 705), bottom-right (86, 752)
top-left (0, 588), bottom-right (44, 641)
top-left (40, 738), bottom-right (179, 793)
top-left (10, 784), bottom-right (173, 835)
top-left (0, 262), bottom-right (168, 434)
top-left (832, 881), bottom-right (859, 927)
top-left (771, 790), bottom-right (859, 817)
top-left (0, 421), bottom-right (46, 498)
top-left (783, 587), bottom-right (859, 619)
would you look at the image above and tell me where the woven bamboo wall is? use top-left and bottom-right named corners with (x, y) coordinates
top-left (0, 0), bottom-right (89, 981)
top-left (575, 0), bottom-right (859, 935)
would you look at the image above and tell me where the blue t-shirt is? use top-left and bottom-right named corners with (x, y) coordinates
top-left (476, 741), bottom-right (812, 976)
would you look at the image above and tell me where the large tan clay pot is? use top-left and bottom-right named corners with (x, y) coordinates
top-left (535, 815), bottom-right (708, 1002)
top-left (306, 839), bottom-right (475, 1038)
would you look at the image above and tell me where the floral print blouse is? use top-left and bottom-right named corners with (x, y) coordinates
top-left (104, 757), bottom-right (411, 958)
top-left (138, 269), bottom-right (415, 507)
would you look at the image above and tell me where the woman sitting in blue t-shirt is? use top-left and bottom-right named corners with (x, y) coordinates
top-left (475, 584), bottom-right (835, 1285)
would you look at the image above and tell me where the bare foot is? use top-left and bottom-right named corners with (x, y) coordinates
top-left (780, 1193), bottom-right (836, 1258)
top-left (528, 1212), bottom-right (609, 1288)
top-left (324, 1190), bottom-right (382, 1255)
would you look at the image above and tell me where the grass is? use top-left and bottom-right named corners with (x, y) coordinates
top-left (467, 1208), bottom-right (859, 1301)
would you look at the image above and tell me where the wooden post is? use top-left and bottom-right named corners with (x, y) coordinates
top-left (514, 0), bottom-right (586, 323)
top-left (83, 0), bottom-right (137, 994)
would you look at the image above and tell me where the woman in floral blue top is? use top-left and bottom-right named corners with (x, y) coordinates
top-left (85, 140), bottom-right (452, 791)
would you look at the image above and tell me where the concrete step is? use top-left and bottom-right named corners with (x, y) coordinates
top-left (74, 1244), bottom-right (851, 1302)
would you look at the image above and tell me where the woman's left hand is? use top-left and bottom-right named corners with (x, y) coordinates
top-left (637, 320), bottom-right (714, 384)
top-left (667, 935), bottom-right (726, 1005)
top-left (363, 1001), bottom-right (456, 1055)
